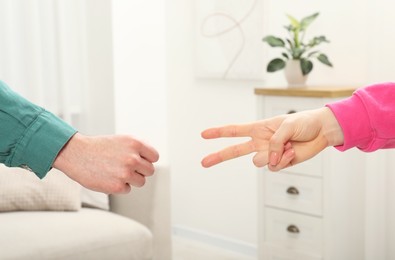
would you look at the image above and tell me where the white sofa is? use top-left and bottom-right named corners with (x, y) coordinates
top-left (0, 165), bottom-right (171, 260)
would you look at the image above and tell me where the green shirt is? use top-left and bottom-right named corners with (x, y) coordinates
top-left (0, 81), bottom-right (77, 178)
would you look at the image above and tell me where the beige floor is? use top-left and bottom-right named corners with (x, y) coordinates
top-left (172, 236), bottom-right (256, 260)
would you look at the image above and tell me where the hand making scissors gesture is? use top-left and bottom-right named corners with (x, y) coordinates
top-left (201, 107), bottom-right (344, 171)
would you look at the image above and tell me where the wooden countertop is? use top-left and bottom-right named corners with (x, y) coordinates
top-left (254, 86), bottom-right (357, 98)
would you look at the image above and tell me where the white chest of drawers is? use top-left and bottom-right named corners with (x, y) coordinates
top-left (255, 87), bottom-right (367, 260)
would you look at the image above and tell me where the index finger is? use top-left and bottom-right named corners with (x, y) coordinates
top-left (201, 123), bottom-right (254, 139)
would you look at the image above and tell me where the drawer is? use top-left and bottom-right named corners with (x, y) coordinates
top-left (262, 243), bottom-right (322, 260)
top-left (280, 156), bottom-right (323, 177)
top-left (261, 96), bottom-right (325, 117)
top-left (264, 172), bottom-right (323, 216)
top-left (264, 208), bottom-right (323, 256)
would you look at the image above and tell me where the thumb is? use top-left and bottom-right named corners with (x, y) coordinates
top-left (268, 121), bottom-right (295, 166)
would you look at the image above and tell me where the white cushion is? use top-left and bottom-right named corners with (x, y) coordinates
top-left (81, 188), bottom-right (109, 210)
top-left (0, 208), bottom-right (153, 260)
top-left (0, 165), bottom-right (81, 212)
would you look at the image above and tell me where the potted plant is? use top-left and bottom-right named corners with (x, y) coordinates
top-left (262, 12), bottom-right (333, 86)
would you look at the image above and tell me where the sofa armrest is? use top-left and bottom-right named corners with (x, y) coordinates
top-left (109, 164), bottom-right (172, 260)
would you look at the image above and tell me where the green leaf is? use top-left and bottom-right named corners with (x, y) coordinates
top-left (317, 54), bottom-right (333, 67)
top-left (282, 52), bottom-right (289, 59)
top-left (262, 36), bottom-right (285, 47)
top-left (307, 51), bottom-right (320, 58)
top-left (267, 58), bottom-right (286, 72)
top-left (292, 47), bottom-right (304, 59)
top-left (308, 36), bottom-right (329, 47)
top-left (300, 12), bottom-right (319, 31)
top-left (286, 14), bottom-right (300, 28)
top-left (286, 39), bottom-right (294, 49)
top-left (300, 58), bottom-right (313, 75)
top-left (284, 25), bottom-right (293, 32)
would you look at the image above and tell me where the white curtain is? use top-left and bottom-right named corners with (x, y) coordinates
top-left (0, 0), bottom-right (114, 134)
top-left (0, 0), bottom-right (77, 121)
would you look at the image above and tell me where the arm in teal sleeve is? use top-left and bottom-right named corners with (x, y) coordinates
top-left (0, 80), bottom-right (77, 178)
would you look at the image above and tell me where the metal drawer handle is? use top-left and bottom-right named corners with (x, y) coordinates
top-left (287, 110), bottom-right (297, 114)
top-left (287, 225), bottom-right (300, 234)
top-left (286, 186), bottom-right (299, 195)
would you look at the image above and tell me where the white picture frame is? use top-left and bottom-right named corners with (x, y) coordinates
top-left (195, 0), bottom-right (265, 80)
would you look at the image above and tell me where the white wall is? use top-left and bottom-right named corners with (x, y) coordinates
top-left (387, 150), bottom-right (395, 259)
top-left (78, 0), bottom-right (115, 135)
top-left (167, 0), bottom-right (259, 254)
top-left (112, 0), bottom-right (168, 162)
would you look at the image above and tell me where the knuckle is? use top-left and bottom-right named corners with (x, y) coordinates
top-left (269, 134), bottom-right (281, 146)
top-left (120, 135), bottom-right (143, 150)
top-left (129, 139), bottom-right (142, 150)
top-left (248, 141), bottom-right (257, 151)
top-left (253, 160), bottom-right (260, 168)
top-left (253, 157), bottom-right (264, 168)
top-left (147, 166), bottom-right (155, 176)
top-left (268, 165), bottom-right (280, 172)
top-left (232, 145), bottom-right (242, 157)
top-left (120, 169), bottom-right (131, 180)
top-left (131, 175), bottom-right (146, 187)
top-left (141, 166), bottom-right (154, 177)
top-left (230, 126), bottom-right (237, 137)
top-left (139, 177), bottom-right (146, 187)
top-left (112, 182), bottom-right (128, 194)
top-left (125, 155), bottom-right (140, 167)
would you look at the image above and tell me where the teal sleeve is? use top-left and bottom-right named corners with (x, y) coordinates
top-left (0, 80), bottom-right (77, 178)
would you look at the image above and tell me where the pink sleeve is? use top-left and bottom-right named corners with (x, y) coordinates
top-left (326, 82), bottom-right (395, 152)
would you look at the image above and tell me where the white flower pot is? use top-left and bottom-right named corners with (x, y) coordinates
top-left (284, 59), bottom-right (308, 86)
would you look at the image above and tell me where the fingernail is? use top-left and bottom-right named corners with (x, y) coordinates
top-left (285, 148), bottom-right (295, 159)
top-left (269, 152), bottom-right (278, 166)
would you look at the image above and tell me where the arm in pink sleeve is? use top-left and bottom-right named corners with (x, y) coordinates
top-left (326, 82), bottom-right (395, 152)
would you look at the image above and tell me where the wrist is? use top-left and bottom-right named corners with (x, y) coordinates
top-left (318, 107), bottom-right (344, 147)
top-left (53, 132), bottom-right (85, 172)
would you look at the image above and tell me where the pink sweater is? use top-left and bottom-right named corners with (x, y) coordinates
top-left (326, 82), bottom-right (395, 152)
